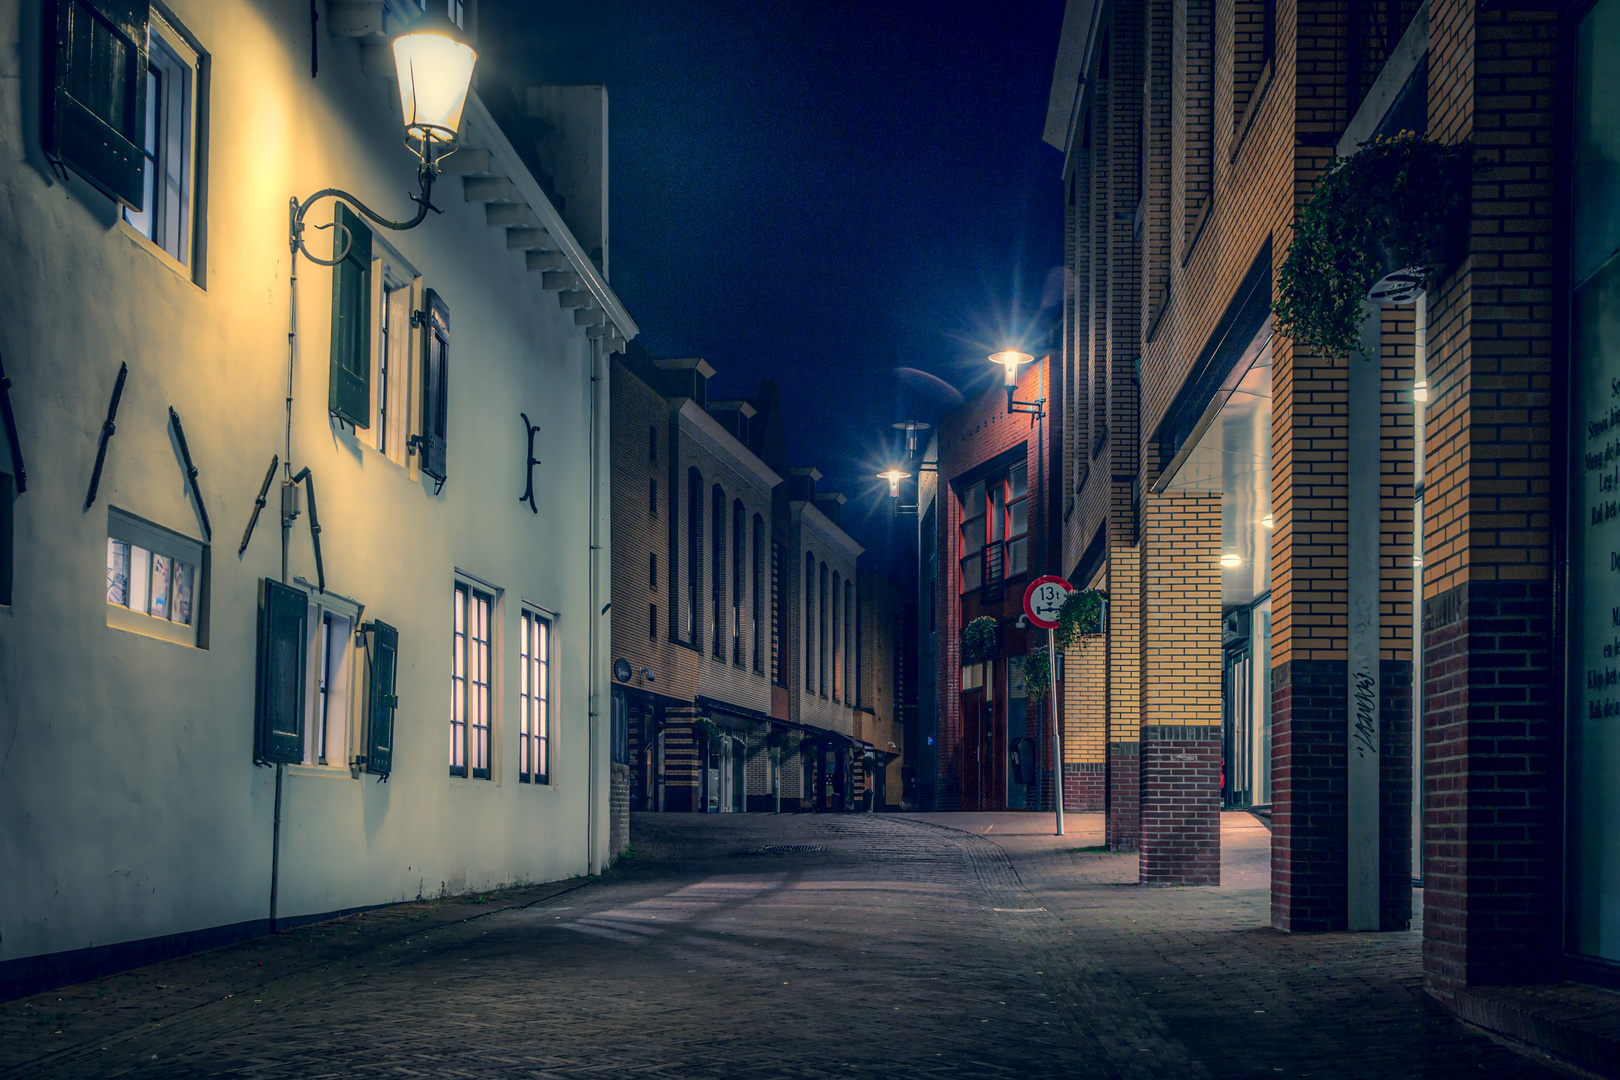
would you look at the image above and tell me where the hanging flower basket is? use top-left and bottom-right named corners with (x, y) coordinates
top-left (960, 616), bottom-right (999, 665)
top-left (1275, 133), bottom-right (1472, 358)
top-left (692, 716), bottom-right (725, 749)
top-left (1022, 649), bottom-right (1052, 704)
top-left (1054, 588), bottom-right (1106, 651)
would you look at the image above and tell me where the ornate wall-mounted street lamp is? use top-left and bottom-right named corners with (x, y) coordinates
top-left (990, 350), bottom-right (1045, 418)
top-left (290, 9), bottom-right (477, 265)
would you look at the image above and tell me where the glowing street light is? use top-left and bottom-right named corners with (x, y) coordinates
top-left (878, 468), bottom-right (912, 498)
top-left (989, 350), bottom-right (1044, 417)
top-left (1220, 553), bottom-right (1243, 569)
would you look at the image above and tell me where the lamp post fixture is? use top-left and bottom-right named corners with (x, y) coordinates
top-left (877, 468), bottom-right (912, 499)
top-left (990, 350), bottom-right (1045, 419)
top-left (289, 10), bottom-right (477, 265)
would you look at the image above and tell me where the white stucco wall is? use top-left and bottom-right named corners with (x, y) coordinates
top-left (0, 0), bottom-right (618, 967)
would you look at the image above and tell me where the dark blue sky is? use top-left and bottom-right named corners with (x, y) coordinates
top-left (484, 1), bottom-right (1067, 572)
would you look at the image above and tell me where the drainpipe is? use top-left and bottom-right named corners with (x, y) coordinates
top-left (1411, 293), bottom-right (1427, 886)
top-left (587, 337), bottom-right (605, 874)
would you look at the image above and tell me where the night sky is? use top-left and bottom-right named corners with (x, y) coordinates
top-left (482, 1), bottom-right (1068, 577)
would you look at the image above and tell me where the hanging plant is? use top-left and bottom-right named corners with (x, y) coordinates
top-left (1055, 588), bottom-right (1106, 650)
top-left (1021, 649), bottom-right (1052, 704)
top-left (1275, 133), bottom-right (1472, 358)
top-left (692, 716), bottom-right (725, 749)
top-left (960, 616), bottom-right (999, 664)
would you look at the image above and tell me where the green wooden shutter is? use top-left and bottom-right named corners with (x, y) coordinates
top-left (42, 0), bottom-right (150, 209)
top-left (254, 578), bottom-right (306, 765)
top-left (420, 289), bottom-right (449, 482)
top-left (366, 619), bottom-right (399, 778)
top-left (328, 203), bottom-right (372, 428)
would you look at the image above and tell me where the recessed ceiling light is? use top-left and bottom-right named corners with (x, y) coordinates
top-left (1220, 553), bottom-right (1242, 569)
top-left (1260, 514), bottom-right (1274, 530)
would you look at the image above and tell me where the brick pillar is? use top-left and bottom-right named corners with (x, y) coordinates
top-left (1106, 545), bottom-right (1142, 850)
top-left (1138, 493), bottom-right (1222, 885)
top-left (1418, 1), bottom-right (1559, 991)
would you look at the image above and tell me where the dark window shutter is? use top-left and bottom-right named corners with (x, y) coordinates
top-left (420, 288), bottom-right (449, 482)
top-left (254, 578), bottom-right (305, 765)
top-left (328, 203), bottom-right (372, 428)
top-left (43, 0), bottom-right (150, 209)
top-left (366, 619), bottom-right (399, 778)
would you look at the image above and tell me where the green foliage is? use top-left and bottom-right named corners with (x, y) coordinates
top-left (960, 616), bottom-right (999, 665)
top-left (1055, 589), bottom-right (1106, 651)
top-left (1275, 133), bottom-right (1472, 358)
top-left (693, 716), bottom-right (725, 748)
top-left (1021, 649), bottom-right (1052, 703)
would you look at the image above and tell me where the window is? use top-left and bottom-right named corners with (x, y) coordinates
top-left (711, 484), bottom-right (725, 659)
top-left (957, 461), bottom-right (1029, 593)
top-left (732, 500), bottom-right (745, 665)
top-left (120, 11), bottom-right (199, 268)
top-left (649, 552), bottom-right (658, 589)
top-left (687, 468), bottom-right (702, 645)
top-left (373, 255), bottom-right (417, 464)
top-left (649, 603), bottom-right (658, 641)
top-left (752, 515), bottom-right (765, 672)
top-left (845, 579), bottom-right (854, 707)
top-left (649, 477), bottom-right (658, 516)
top-left (450, 581), bottom-right (493, 778)
top-left (106, 507), bottom-right (205, 647)
top-left (819, 562), bottom-right (830, 698)
top-left (519, 609), bottom-right (549, 784)
top-left (303, 594), bottom-right (359, 767)
top-left (832, 571), bottom-right (841, 702)
top-left (804, 552), bottom-right (815, 692)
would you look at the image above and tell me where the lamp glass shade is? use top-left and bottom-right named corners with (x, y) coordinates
top-left (878, 469), bottom-right (911, 497)
top-left (393, 27), bottom-right (477, 145)
top-left (989, 350), bottom-right (1033, 388)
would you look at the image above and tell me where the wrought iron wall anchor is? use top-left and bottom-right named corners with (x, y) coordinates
top-left (0, 351), bottom-right (27, 493)
top-left (238, 455), bottom-right (279, 557)
top-left (287, 467), bottom-right (326, 592)
top-left (84, 361), bottom-right (128, 510)
top-left (168, 407), bottom-right (212, 541)
top-left (519, 412), bottom-right (542, 514)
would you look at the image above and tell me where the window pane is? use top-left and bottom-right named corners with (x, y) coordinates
top-left (171, 560), bottom-right (195, 624)
top-left (148, 554), bottom-right (171, 619)
top-left (128, 545), bottom-right (151, 614)
top-left (450, 585), bottom-right (466, 772)
top-left (1009, 498), bottom-right (1028, 538)
top-left (471, 592), bottom-right (491, 776)
top-left (963, 481), bottom-right (984, 519)
top-left (1009, 536), bottom-right (1028, 576)
top-left (961, 519), bottom-right (984, 555)
top-left (961, 554), bottom-right (982, 592)
top-left (1010, 462), bottom-right (1028, 498)
top-left (107, 539), bottom-right (130, 606)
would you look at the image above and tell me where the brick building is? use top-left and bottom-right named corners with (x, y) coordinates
top-left (920, 356), bottom-right (1069, 812)
top-left (610, 356), bottom-right (904, 815)
top-left (1043, 0), bottom-right (1620, 1014)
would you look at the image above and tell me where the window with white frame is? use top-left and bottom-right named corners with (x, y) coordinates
top-left (121, 10), bottom-right (201, 268)
top-left (106, 508), bottom-right (205, 647)
top-left (373, 255), bottom-right (417, 464)
top-left (519, 609), bottom-right (550, 784)
top-left (450, 580), bottom-right (494, 778)
top-left (302, 589), bottom-right (361, 768)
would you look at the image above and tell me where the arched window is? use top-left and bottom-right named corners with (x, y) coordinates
top-left (832, 571), bottom-right (842, 702)
top-left (804, 552), bottom-right (816, 692)
top-left (732, 500), bottom-right (745, 665)
top-left (819, 562), bottom-right (830, 699)
top-left (687, 468), bottom-right (702, 646)
top-left (845, 578), bottom-right (854, 708)
top-left (712, 484), bottom-right (726, 658)
top-left (752, 514), bottom-right (765, 673)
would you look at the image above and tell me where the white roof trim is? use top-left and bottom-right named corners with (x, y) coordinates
top-left (797, 502), bottom-right (865, 560)
top-left (1043, 0), bottom-right (1101, 151)
top-left (462, 93), bottom-right (639, 341)
top-left (678, 400), bottom-right (782, 489)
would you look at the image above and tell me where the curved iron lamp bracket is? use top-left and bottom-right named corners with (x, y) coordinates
top-left (289, 162), bottom-right (442, 267)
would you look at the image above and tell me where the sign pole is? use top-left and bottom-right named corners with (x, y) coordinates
top-left (1049, 625), bottom-right (1064, 837)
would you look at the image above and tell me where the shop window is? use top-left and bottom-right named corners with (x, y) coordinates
top-left (106, 507), bottom-right (205, 647)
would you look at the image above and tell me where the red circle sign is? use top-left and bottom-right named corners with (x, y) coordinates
top-left (1022, 575), bottom-right (1073, 630)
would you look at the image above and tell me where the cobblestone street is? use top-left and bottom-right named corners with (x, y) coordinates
top-left (0, 813), bottom-right (1562, 1079)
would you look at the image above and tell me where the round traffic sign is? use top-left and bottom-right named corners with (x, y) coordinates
top-left (1023, 575), bottom-right (1073, 630)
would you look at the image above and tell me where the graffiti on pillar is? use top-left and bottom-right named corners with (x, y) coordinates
top-left (1352, 668), bottom-right (1378, 759)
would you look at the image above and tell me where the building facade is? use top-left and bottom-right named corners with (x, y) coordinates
top-left (1045, 0), bottom-right (1619, 1004)
top-left (0, 0), bottom-right (635, 995)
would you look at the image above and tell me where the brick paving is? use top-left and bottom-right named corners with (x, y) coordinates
top-left (0, 812), bottom-right (1563, 1079)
